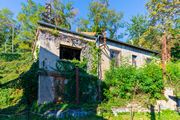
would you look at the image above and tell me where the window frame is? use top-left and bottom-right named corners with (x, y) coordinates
top-left (110, 49), bottom-right (121, 67)
top-left (59, 44), bottom-right (81, 61)
top-left (132, 55), bottom-right (137, 67)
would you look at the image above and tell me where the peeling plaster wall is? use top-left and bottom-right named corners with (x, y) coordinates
top-left (38, 29), bottom-right (95, 71)
top-left (38, 29), bottom-right (95, 104)
top-left (38, 75), bottom-right (55, 104)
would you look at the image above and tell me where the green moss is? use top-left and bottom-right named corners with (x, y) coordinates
top-left (39, 27), bottom-right (59, 36)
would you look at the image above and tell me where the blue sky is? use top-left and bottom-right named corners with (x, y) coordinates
top-left (0, 0), bottom-right (148, 41)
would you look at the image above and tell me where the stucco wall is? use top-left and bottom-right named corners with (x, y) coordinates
top-left (38, 29), bottom-right (95, 71)
top-left (38, 75), bottom-right (55, 104)
top-left (100, 41), bottom-right (155, 78)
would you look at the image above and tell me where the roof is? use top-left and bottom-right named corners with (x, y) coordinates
top-left (38, 21), bottom-right (159, 54)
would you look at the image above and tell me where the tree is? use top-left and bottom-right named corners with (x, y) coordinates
top-left (127, 15), bottom-right (149, 43)
top-left (50, 0), bottom-right (77, 29)
top-left (146, 0), bottom-right (179, 80)
top-left (126, 15), bottom-right (162, 51)
top-left (171, 19), bottom-right (180, 61)
top-left (0, 8), bottom-right (16, 52)
top-left (17, 0), bottom-right (76, 52)
top-left (78, 0), bottom-right (123, 39)
top-left (17, 0), bottom-right (44, 52)
top-left (127, 15), bottom-right (150, 46)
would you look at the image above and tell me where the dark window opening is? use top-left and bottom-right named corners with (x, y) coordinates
top-left (132, 55), bottom-right (137, 67)
top-left (60, 45), bottom-right (81, 60)
top-left (110, 49), bottom-right (120, 66)
top-left (146, 58), bottom-right (152, 64)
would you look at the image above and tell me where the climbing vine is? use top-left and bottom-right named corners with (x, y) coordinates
top-left (54, 41), bottom-right (101, 103)
top-left (56, 59), bottom-right (98, 103)
top-left (87, 42), bottom-right (101, 75)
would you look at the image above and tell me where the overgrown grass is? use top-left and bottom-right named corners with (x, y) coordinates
top-left (0, 110), bottom-right (179, 120)
top-left (102, 110), bottom-right (180, 120)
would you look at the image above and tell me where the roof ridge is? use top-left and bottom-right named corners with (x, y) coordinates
top-left (38, 21), bottom-right (159, 54)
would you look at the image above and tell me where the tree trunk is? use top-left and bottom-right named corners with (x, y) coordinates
top-left (161, 33), bottom-right (167, 82)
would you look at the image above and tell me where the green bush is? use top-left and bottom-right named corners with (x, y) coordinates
top-left (104, 62), bottom-right (164, 101)
top-left (0, 88), bottom-right (23, 109)
top-left (0, 53), bottom-right (21, 61)
top-left (140, 62), bottom-right (163, 98)
top-left (166, 61), bottom-right (180, 83)
top-left (166, 61), bottom-right (180, 97)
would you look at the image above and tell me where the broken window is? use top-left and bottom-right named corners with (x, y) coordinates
top-left (60, 45), bottom-right (81, 60)
top-left (132, 55), bottom-right (137, 67)
top-left (110, 49), bottom-right (120, 66)
top-left (146, 58), bottom-right (152, 64)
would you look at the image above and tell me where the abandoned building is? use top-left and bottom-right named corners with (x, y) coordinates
top-left (37, 21), bottom-right (158, 104)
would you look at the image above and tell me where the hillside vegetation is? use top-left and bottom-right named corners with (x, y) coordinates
top-left (0, 53), bottom-right (34, 110)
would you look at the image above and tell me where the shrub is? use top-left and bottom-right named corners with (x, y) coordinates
top-left (166, 61), bottom-right (180, 83)
top-left (0, 88), bottom-right (23, 109)
top-left (166, 61), bottom-right (180, 97)
top-left (104, 62), bottom-right (164, 101)
top-left (140, 62), bottom-right (163, 98)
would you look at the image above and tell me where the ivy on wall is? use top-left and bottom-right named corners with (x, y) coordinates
top-left (55, 59), bottom-right (98, 103)
top-left (87, 42), bottom-right (101, 75)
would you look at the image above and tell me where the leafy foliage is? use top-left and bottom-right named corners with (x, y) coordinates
top-left (16, 0), bottom-right (45, 52)
top-left (78, 0), bottom-right (123, 39)
top-left (0, 52), bottom-right (39, 111)
top-left (0, 88), bottom-right (23, 109)
top-left (0, 53), bottom-right (21, 61)
top-left (0, 8), bottom-right (17, 53)
top-left (0, 53), bottom-right (32, 84)
top-left (127, 15), bottom-right (150, 42)
top-left (166, 61), bottom-right (180, 97)
top-left (88, 42), bottom-right (100, 75)
top-left (127, 15), bottom-right (161, 51)
top-left (104, 62), bottom-right (164, 100)
top-left (51, 0), bottom-right (77, 29)
top-left (146, 0), bottom-right (179, 33)
top-left (101, 110), bottom-right (180, 120)
top-left (146, 0), bottom-right (179, 58)
top-left (55, 60), bottom-right (98, 103)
